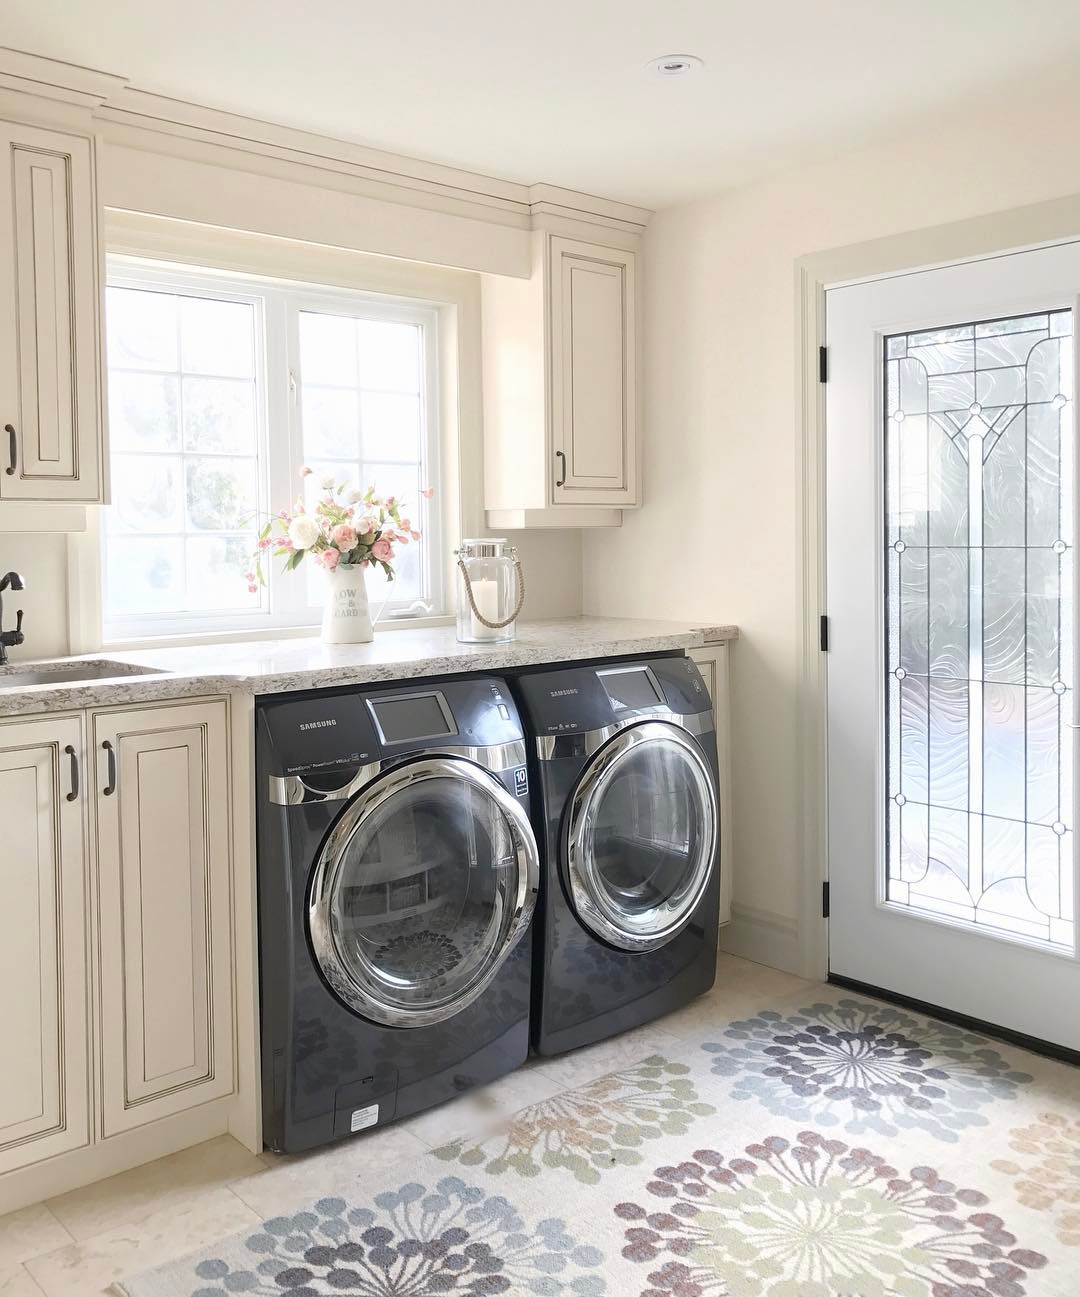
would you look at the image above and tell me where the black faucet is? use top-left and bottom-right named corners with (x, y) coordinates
top-left (0, 572), bottom-right (25, 665)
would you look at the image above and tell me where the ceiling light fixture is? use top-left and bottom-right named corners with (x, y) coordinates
top-left (645, 54), bottom-right (703, 77)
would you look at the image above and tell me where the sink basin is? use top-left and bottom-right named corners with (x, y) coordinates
top-left (0, 659), bottom-right (168, 688)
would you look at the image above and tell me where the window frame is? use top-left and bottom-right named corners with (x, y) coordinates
top-left (100, 257), bottom-right (445, 643)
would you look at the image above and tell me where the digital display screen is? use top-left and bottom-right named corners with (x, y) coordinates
top-left (598, 668), bottom-right (664, 712)
top-left (369, 693), bottom-right (456, 744)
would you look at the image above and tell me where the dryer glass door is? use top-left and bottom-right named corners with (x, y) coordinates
top-left (309, 756), bottom-right (538, 1027)
top-left (566, 721), bottom-right (718, 951)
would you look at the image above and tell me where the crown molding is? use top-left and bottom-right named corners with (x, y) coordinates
top-left (0, 47), bottom-right (651, 238)
top-left (0, 46), bottom-right (127, 108)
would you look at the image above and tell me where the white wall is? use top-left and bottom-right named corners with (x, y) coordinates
top-left (0, 536), bottom-right (69, 660)
top-left (583, 80), bottom-right (1080, 968)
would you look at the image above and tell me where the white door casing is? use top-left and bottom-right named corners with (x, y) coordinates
top-left (0, 715), bottom-right (89, 1173)
top-left (826, 241), bottom-right (1080, 1050)
top-left (93, 699), bottom-right (234, 1136)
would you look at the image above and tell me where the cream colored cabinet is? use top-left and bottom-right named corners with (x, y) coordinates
top-left (0, 118), bottom-right (105, 505)
top-left (482, 231), bottom-right (640, 528)
top-left (93, 700), bottom-right (234, 1136)
top-left (689, 644), bottom-right (734, 927)
top-left (0, 715), bottom-right (89, 1174)
top-left (550, 238), bottom-right (637, 506)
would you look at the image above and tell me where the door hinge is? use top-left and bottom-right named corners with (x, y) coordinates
top-left (818, 345), bottom-right (828, 383)
top-left (819, 614), bottom-right (829, 652)
top-left (822, 880), bottom-right (830, 918)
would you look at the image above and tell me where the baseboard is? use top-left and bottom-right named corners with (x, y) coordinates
top-left (718, 903), bottom-right (801, 976)
top-left (0, 1099), bottom-right (233, 1215)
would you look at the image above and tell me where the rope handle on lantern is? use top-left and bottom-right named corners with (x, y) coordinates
top-left (456, 552), bottom-right (526, 629)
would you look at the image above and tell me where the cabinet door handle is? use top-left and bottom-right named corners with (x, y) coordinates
top-left (64, 745), bottom-right (79, 802)
top-left (4, 424), bottom-right (15, 476)
top-left (101, 740), bottom-right (117, 796)
top-left (555, 449), bottom-right (566, 488)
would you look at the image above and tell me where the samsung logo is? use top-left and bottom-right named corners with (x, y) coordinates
top-left (550, 688), bottom-right (578, 698)
top-left (300, 719), bottom-right (337, 731)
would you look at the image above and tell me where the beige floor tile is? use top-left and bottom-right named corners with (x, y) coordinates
top-left (0, 1206), bottom-right (71, 1271)
top-left (24, 1187), bottom-right (259, 1297)
top-left (230, 1124), bottom-right (430, 1219)
top-left (46, 1135), bottom-right (265, 1243)
top-left (403, 1066), bottom-right (565, 1149)
top-left (0, 1267), bottom-right (47, 1297)
top-left (660, 966), bottom-right (816, 1039)
top-left (530, 1021), bottom-right (681, 1089)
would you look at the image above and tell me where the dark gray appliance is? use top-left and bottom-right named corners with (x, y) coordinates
top-left (256, 675), bottom-right (539, 1153)
top-left (514, 654), bottom-right (721, 1055)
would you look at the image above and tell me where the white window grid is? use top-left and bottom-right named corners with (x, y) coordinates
top-left (102, 258), bottom-right (443, 642)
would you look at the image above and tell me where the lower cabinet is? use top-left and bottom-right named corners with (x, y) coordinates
top-left (0, 716), bottom-right (89, 1174)
top-left (0, 696), bottom-right (235, 1203)
top-left (689, 643), bottom-right (735, 926)
top-left (93, 700), bottom-right (234, 1135)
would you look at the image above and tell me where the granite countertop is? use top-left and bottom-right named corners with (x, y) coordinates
top-left (0, 617), bottom-right (738, 717)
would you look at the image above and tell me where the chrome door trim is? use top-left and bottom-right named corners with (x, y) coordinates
top-left (536, 710), bottom-right (714, 761)
top-left (308, 754), bottom-right (539, 1027)
top-left (268, 738), bottom-right (528, 804)
top-left (565, 720), bottom-right (718, 952)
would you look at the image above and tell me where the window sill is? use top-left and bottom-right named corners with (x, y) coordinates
top-left (102, 614), bottom-right (455, 653)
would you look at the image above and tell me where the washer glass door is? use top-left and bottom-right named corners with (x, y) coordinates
top-left (566, 721), bottom-right (718, 951)
top-left (309, 756), bottom-right (538, 1026)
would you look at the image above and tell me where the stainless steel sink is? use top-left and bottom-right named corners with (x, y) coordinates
top-left (0, 659), bottom-right (168, 688)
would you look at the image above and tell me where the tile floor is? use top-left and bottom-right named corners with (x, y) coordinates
top-left (2, 953), bottom-right (810, 1296)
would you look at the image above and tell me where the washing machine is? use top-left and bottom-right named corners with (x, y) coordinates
top-left (514, 654), bottom-right (720, 1055)
top-left (255, 675), bottom-right (539, 1153)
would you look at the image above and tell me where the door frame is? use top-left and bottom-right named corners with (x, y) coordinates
top-left (795, 191), bottom-right (1080, 982)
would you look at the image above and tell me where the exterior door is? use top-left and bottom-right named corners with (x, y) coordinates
top-left (308, 756), bottom-right (538, 1027)
top-left (826, 241), bottom-right (1080, 1051)
top-left (0, 715), bottom-right (89, 1174)
top-left (565, 721), bottom-right (718, 950)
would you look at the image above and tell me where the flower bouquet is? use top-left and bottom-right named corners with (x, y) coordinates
top-left (248, 469), bottom-right (428, 643)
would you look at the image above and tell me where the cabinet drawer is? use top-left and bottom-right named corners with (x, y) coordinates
top-left (93, 700), bottom-right (234, 1136)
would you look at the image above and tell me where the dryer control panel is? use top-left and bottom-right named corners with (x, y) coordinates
top-left (515, 654), bottom-right (711, 735)
top-left (257, 676), bottom-right (525, 776)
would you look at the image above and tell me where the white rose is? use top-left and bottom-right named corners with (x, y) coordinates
top-left (287, 515), bottom-right (321, 550)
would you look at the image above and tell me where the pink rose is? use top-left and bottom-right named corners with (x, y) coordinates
top-left (371, 538), bottom-right (393, 562)
top-left (332, 524), bottom-right (358, 550)
top-left (299, 466), bottom-right (312, 478)
top-left (410, 529), bottom-right (421, 541)
top-left (420, 486), bottom-right (434, 499)
top-left (357, 515), bottom-right (376, 535)
top-left (320, 548), bottom-right (340, 570)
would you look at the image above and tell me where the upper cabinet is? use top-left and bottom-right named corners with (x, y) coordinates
top-left (0, 117), bottom-right (106, 506)
top-left (482, 231), bottom-right (641, 528)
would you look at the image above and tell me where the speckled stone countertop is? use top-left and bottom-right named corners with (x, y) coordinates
top-left (0, 617), bottom-right (738, 718)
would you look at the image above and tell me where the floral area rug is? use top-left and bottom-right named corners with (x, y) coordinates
top-left (113, 983), bottom-right (1080, 1296)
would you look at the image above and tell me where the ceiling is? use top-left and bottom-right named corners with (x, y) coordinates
top-left (6, 1), bottom-right (1080, 208)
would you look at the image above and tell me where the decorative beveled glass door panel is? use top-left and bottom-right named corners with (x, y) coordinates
top-left (884, 309), bottom-right (1075, 951)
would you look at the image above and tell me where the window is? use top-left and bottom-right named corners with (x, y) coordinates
top-left (102, 261), bottom-right (442, 640)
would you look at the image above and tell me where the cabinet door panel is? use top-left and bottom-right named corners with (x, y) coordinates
top-left (550, 237), bottom-right (638, 506)
top-left (94, 701), bottom-right (233, 1136)
top-left (0, 716), bottom-right (89, 1174)
top-left (0, 121), bottom-right (102, 501)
